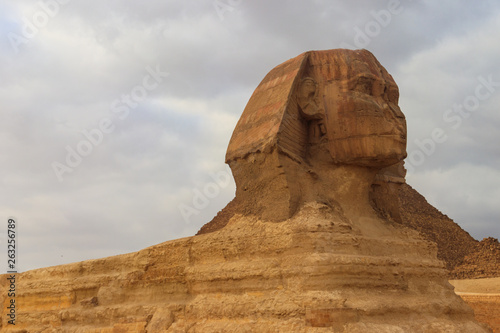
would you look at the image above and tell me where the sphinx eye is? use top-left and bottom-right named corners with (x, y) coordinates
top-left (354, 77), bottom-right (373, 95)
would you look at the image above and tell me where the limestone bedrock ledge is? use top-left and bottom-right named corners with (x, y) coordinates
top-left (0, 203), bottom-right (492, 332)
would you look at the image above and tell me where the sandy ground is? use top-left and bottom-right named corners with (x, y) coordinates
top-left (450, 277), bottom-right (500, 294)
top-left (449, 277), bottom-right (500, 333)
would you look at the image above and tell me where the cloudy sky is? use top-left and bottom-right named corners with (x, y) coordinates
top-left (1, 0), bottom-right (499, 272)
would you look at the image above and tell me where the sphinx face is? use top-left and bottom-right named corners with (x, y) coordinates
top-left (321, 58), bottom-right (407, 167)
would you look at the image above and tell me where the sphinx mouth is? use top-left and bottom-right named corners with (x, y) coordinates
top-left (378, 134), bottom-right (406, 143)
top-left (334, 134), bottom-right (406, 143)
top-left (353, 108), bottom-right (384, 116)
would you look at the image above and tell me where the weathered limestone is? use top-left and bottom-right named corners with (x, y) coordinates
top-left (0, 49), bottom-right (493, 332)
top-left (0, 204), bottom-right (492, 332)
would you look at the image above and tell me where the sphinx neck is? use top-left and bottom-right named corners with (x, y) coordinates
top-left (325, 165), bottom-right (379, 221)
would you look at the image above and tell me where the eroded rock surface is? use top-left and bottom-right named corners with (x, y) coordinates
top-left (0, 204), bottom-right (491, 332)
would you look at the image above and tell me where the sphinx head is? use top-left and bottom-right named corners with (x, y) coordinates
top-left (225, 49), bottom-right (407, 221)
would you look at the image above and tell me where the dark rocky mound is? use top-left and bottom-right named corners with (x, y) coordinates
top-left (450, 237), bottom-right (500, 279)
top-left (196, 197), bottom-right (239, 235)
top-left (397, 183), bottom-right (479, 272)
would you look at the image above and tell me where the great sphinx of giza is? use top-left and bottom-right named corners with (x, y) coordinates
top-left (1, 49), bottom-right (492, 332)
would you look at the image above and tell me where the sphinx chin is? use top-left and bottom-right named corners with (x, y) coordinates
top-left (327, 135), bottom-right (406, 169)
